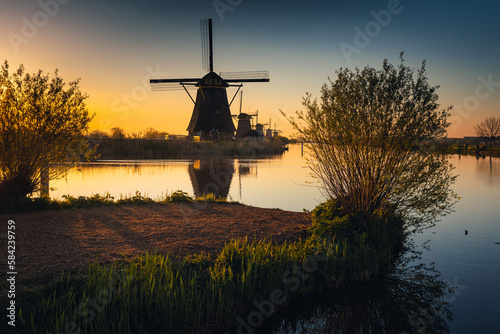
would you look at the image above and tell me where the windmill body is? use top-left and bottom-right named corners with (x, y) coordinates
top-left (235, 113), bottom-right (252, 138)
top-left (255, 123), bottom-right (266, 136)
top-left (187, 72), bottom-right (235, 138)
top-left (150, 19), bottom-right (269, 140)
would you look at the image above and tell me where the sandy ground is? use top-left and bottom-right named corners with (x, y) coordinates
top-left (0, 202), bottom-right (311, 290)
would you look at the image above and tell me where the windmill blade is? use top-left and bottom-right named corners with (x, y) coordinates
top-left (221, 71), bottom-right (269, 82)
top-left (150, 83), bottom-right (198, 91)
top-left (200, 19), bottom-right (213, 72)
top-left (150, 79), bottom-right (200, 91)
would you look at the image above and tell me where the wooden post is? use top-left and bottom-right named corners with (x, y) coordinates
top-left (40, 165), bottom-right (49, 198)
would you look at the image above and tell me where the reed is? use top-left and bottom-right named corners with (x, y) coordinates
top-left (92, 139), bottom-right (287, 160)
top-left (14, 231), bottom-right (396, 333)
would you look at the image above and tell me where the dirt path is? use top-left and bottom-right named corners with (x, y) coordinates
top-left (0, 202), bottom-right (311, 287)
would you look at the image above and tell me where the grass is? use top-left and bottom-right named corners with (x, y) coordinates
top-left (0, 190), bottom-right (230, 214)
top-left (6, 199), bottom-right (405, 334)
top-left (13, 235), bottom-right (395, 333)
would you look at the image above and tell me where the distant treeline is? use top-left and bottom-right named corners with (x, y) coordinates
top-left (449, 144), bottom-right (500, 157)
top-left (89, 138), bottom-right (288, 160)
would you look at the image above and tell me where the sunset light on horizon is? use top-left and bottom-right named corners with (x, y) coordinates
top-left (2, 0), bottom-right (499, 138)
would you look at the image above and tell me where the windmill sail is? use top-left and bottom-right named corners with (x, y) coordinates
top-left (150, 79), bottom-right (199, 91)
top-left (200, 19), bottom-right (213, 72)
top-left (220, 71), bottom-right (269, 82)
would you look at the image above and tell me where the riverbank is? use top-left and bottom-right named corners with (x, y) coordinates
top-left (91, 138), bottom-right (288, 159)
top-left (0, 202), bottom-right (310, 290)
top-left (0, 199), bottom-right (401, 333)
top-left (450, 145), bottom-right (500, 157)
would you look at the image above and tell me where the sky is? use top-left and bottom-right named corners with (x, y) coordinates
top-left (1, 0), bottom-right (499, 137)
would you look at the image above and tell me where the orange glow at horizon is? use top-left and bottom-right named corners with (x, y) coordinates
top-left (2, 1), bottom-right (498, 140)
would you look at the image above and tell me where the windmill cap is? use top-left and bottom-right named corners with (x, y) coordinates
top-left (197, 72), bottom-right (228, 87)
top-left (237, 113), bottom-right (252, 120)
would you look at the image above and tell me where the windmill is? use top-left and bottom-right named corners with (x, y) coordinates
top-left (265, 119), bottom-right (273, 139)
top-left (272, 123), bottom-right (282, 138)
top-left (253, 111), bottom-right (268, 137)
top-left (264, 119), bottom-right (281, 139)
top-left (233, 91), bottom-right (259, 138)
top-left (150, 19), bottom-right (270, 140)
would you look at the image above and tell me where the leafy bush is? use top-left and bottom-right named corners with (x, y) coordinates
top-left (62, 193), bottom-right (115, 207)
top-left (284, 54), bottom-right (456, 232)
top-left (0, 61), bottom-right (95, 201)
top-left (310, 199), bottom-right (352, 238)
top-left (311, 199), bottom-right (406, 256)
top-left (167, 190), bottom-right (193, 203)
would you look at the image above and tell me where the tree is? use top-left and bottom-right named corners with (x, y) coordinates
top-left (0, 61), bottom-right (95, 201)
top-left (143, 127), bottom-right (168, 140)
top-left (110, 127), bottom-right (126, 139)
top-left (283, 54), bottom-right (456, 231)
top-left (474, 116), bottom-right (500, 149)
top-left (87, 129), bottom-right (110, 140)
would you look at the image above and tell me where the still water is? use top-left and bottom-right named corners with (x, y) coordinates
top-left (51, 143), bottom-right (322, 212)
top-left (51, 144), bottom-right (500, 333)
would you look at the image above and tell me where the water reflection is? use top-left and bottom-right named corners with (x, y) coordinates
top-left (47, 144), bottom-right (322, 211)
top-left (264, 245), bottom-right (454, 334)
top-left (475, 156), bottom-right (500, 188)
top-left (188, 159), bottom-right (235, 198)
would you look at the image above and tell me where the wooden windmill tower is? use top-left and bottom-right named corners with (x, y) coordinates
top-left (272, 122), bottom-right (282, 138)
top-left (150, 19), bottom-right (270, 140)
top-left (233, 91), bottom-right (259, 138)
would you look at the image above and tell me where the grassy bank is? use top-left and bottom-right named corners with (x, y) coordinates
top-left (0, 190), bottom-right (222, 214)
top-left (4, 198), bottom-right (404, 333)
top-left (91, 139), bottom-right (288, 159)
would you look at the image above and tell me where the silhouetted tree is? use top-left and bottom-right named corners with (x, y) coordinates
top-left (143, 127), bottom-right (168, 140)
top-left (110, 127), bottom-right (126, 139)
top-left (87, 129), bottom-right (109, 140)
top-left (283, 54), bottom-right (456, 231)
top-left (474, 116), bottom-right (500, 149)
top-left (0, 61), bottom-right (95, 201)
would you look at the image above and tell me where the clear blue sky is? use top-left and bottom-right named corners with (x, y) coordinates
top-left (2, 0), bottom-right (499, 137)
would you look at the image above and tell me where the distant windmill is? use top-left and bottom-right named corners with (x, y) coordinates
top-left (265, 120), bottom-right (282, 139)
top-left (150, 19), bottom-right (270, 140)
top-left (253, 111), bottom-right (268, 137)
top-left (265, 119), bottom-right (273, 139)
top-left (272, 123), bottom-right (282, 138)
top-left (233, 91), bottom-right (259, 138)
